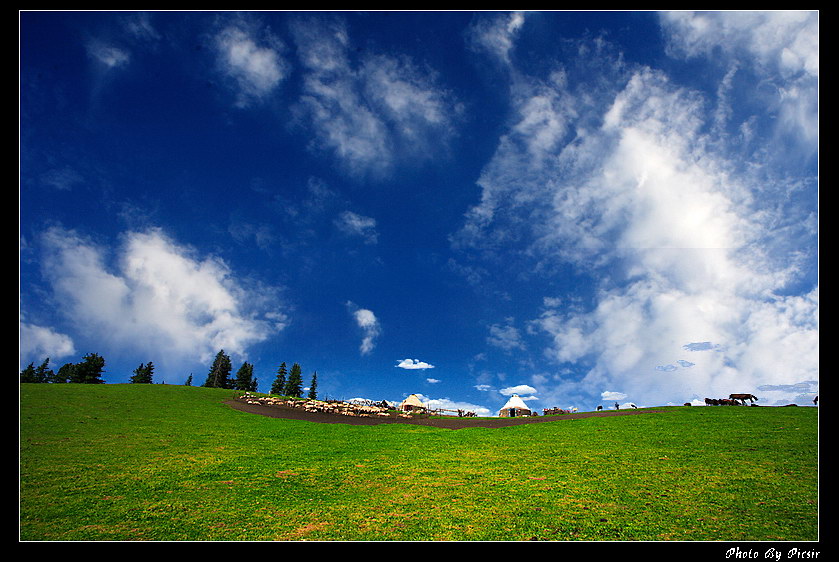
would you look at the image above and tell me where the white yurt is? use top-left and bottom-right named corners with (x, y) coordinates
top-left (399, 394), bottom-right (426, 412)
top-left (499, 394), bottom-right (531, 417)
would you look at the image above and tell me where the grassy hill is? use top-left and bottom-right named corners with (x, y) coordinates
top-left (20, 383), bottom-right (818, 541)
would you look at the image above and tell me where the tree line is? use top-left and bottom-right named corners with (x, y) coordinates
top-left (201, 351), bottom-right (318, 399)
top-left (20, 349), bottom-right (320, 399)
top-left (19, 354), bottom-right (106, 384)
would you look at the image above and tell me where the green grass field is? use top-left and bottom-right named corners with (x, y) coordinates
top-left (19, 383), bottom-right (819, 541)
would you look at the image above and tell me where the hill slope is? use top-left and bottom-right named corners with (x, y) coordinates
top-left (20, 384), bottom-right (819, 541)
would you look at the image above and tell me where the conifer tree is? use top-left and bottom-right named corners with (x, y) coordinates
top-left (284, 362), bottom-right (303, 398)
top-left (19, 362), bottom-right (37, 383)
top-left (20, 358), bottom-right (55, 383)
top-left (130, 362), bottom-right (154, 384)
top-left (234, 361), bottom-right (255, 391)
top-left (34, 358), bottom-right (54, 383)
top-left (308, 371), bottom-right (318, 400)
top-left (271, 362), bottom-right (287, 395)
top-left (54, 363), bottom-right (75, 384)
top-left (69, 353), bottom-right (106, 384)
top-left (185, 374), bottom-right (193, 386)
top-left (203, 350), bottom-right (232, 388)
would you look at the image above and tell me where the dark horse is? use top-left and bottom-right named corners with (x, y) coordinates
top-left (729, 393), bottom-right (758, 405)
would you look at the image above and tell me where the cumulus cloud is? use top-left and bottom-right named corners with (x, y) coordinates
top-left (601, 391), bottom-right (627, 402)
top-left (347, 301), bottom-right (380, 355)
top-left (396, 358), bottom-right (435, 370)
top-left (290, 16), bottom-right (459, 179)
top-left (500, 384), bottom-right (536, 396)
top-left (19, 318), bottom-right (76, 366)
top-left (37, 227), bottom-right (286, 369)
top-left (215, 22), bottom-right (287, 107)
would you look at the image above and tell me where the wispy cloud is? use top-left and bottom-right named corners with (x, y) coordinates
top-left (466, 11), bottom-right (527, 66)
top-left (487, 318), bottom-right (525, 352)
top-left (290, 15), bottom-right (460, 179)
top-left (214, 22), bottom-right (288, 107)
top-left (86, 39), bottom-right (130, 68)
top-left (456, 21), bottom-right (819, 407)
top-left (347, 301), bottom-right (380, 355)
top-left (659, 11), bottom-right (818, 156)
top-left (335, 210), bottom-right (378, 244)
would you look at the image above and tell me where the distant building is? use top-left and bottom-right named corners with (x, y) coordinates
top-left (499, 394), bottom-right (531, 417)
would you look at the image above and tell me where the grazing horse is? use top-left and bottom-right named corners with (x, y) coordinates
top-left (729, 393), bottom-right (758, 405)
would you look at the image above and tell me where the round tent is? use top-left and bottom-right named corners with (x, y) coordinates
top-left (399, 394), bottom-right (426, 412)
top-left (499, 394), bottom-right (531, 417)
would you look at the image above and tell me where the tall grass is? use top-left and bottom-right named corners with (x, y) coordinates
top-left (20, 384), bottom-right (818, 541)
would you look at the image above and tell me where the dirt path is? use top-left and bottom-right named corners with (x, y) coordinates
top-left (225, 399), bottom-right (660, 429)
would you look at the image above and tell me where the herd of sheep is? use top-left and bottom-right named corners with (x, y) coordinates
top-left (237, 393), bottom-right (415, 419)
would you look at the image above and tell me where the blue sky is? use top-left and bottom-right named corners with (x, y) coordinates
top-left (20, 11), bottom-right (819, 414)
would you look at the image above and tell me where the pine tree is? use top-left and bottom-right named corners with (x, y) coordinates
top-left (234, 361), bottom-right (255, 391)
top-left (284, 362), bottom-right (303, 398)
top-left (203, 350), bottom-right (232, 388)
top-left (271, 362), bottom-right (287, 395)
top-left (54, 363), bottom-right (75, 383)
top-left (34, 358), bottom-right (54, 383)
top-left (20, 362), bottom-right (37, 383)
top-left (20, 358), bottom-right (55, 383)
top-left (308, 371), bottom-right (318, 400)
top-left (185, 374), bottom-right (193, 386)
top-left (70, 353), bottom-right (106, 384)
top-left (130, 362), bottom-right (154, 384)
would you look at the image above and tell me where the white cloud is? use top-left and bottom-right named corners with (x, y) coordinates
top-left (660, 11), bottom-right (818, 79)
top-left (487, 318), bottom-right (525, 351)
top-left (601, 391), bottom-right (627, 402)
top-left (335, 210), bottom-right (378, 244)
top-left (38, 227), bottom-right (286, 368)
top-left (455, 29), bottom-right (818, 408)
top-left (659, 11), bottom-right (819, 155)
top-left (500, 384), bottom-right (536, 396)
top-left (426, 378), bottom-right (440, 384)
top-left (215, 23), bottom-right (287, 107)
top-left (19, 319), bottom-right (76, 366)
top-left (86, 39), bottom-right (130, 68)
top-left (290, 16), bottom-right (459, 179)
top-left (467, 11), bottom-right (527, 66)
top-left (347, 302), bottom-right (380, 355)
top-left (396, 358), bottom-right (435, 370)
